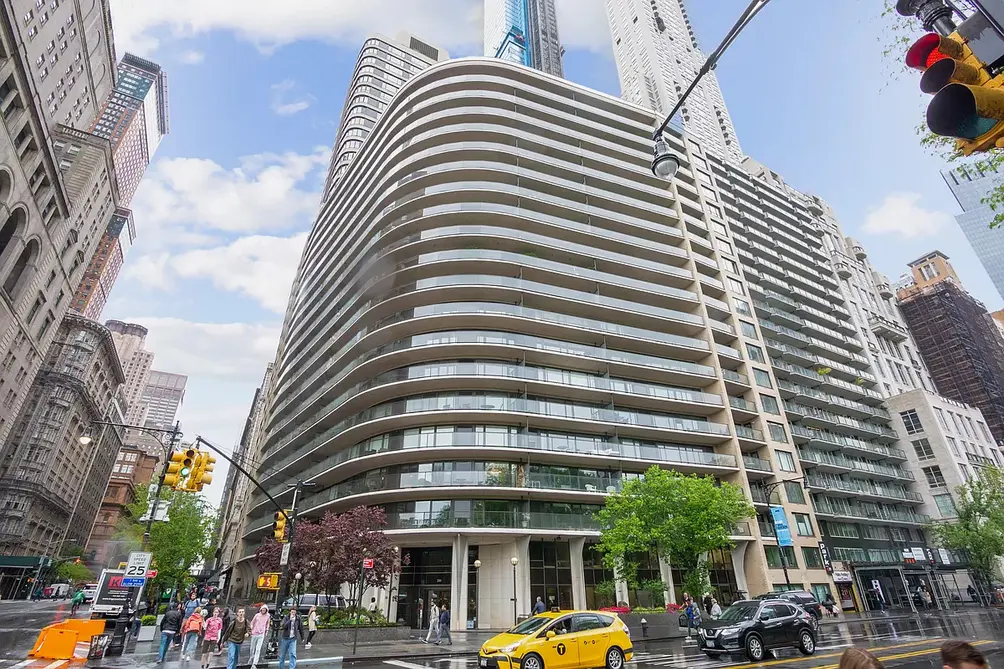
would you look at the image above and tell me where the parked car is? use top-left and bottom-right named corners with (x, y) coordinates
top-left (753, 590), bottom-right (822, 620)
top-left (697, 599), bottom-right (816, 662)
top-left (479, 609), bottom-right (633, 669)
top-left (295, 593), bottom-right (347, 615)
top-left (82, 583), bottom-right (98, 603)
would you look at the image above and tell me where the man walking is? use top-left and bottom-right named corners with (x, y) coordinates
top-left (423, 599), bottom-right (439, 643)
top-left (435, 603), bottom-right (452, 646)
top-left (278, 608), bottom-right (305, 669)
top-left (249, 605), bottom-right (271, 669)
top-left (533, 597), bottom-right (546, 615)
top-left (222, 607), bottom-right (250, 669)
top-left (157, 603), bottom-right (183, 663)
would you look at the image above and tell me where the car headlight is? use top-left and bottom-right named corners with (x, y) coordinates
top-left (501, 642), bottom-right (521, 654)
top-left (718, 626), bottom-right (741, 636)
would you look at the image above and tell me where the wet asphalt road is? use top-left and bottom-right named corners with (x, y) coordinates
top-left (1, 606), bottom-right (1003, 669)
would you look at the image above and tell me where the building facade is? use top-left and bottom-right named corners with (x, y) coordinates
top-left (72, 53), bottom-right (168, 320)
top-left (484, 0), bottom-right (563, 77)
top-left (942, 164), bottom-right (1004, 303)
top-left (241, 56), bottom-right (833, 629)
top-left (0, 312), bottom-right (125, 557)
top-left (140, 369), bottom-right (186, 431)
top-left (216, 363), bottom-right (273, 599)
top-left (604, 0), bottom-right (742, 163)
top-left (321, 33), bottom-right (448, 202)
top-left (0, 0), bottom-right (118, 446)
top-left (85, 443), bottom-right (158, 568)
top-left (897, 252), bottom-right (1004, 446)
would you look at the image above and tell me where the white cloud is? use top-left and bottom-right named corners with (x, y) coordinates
top-left (129, 147), bottom-right (329, 245)
top-left (270, 79), bottom-right (311, 116)
top-left (554, 0), bottom-right (613, 53)
top-left (863, 192), bottom-right (954, 239)
top-left (179, 49), bottom-right (205, 64)
top-left (107, 0), bottom-right (483, 56)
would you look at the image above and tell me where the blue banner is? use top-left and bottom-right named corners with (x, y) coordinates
top-left (770, 506), bottom-right (793, 547)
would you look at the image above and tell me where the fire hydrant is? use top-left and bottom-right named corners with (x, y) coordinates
top-left (640, 618), bottom-right (648, 638)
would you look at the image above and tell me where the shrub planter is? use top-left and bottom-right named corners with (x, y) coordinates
top-left (620, 612), bottom-right (687, 640)
top-left (137, 625), bottom-right (157, 642)
top-left (313, 626), bottom-right (412, 643)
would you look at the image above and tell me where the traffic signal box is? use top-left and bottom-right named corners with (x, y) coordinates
top-left (189, 452), bottom-right (216, 492)
top-left (163, 448), bottom-right (196, 489)
top-left (909, 31), bottom-right (1004, 155)
top-left (272, 510), bottom-right (290, 542)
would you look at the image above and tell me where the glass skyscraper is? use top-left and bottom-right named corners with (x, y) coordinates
top-left (942, 164), bottom-right (1004, 303)
top-left (484, 0), bottom-right (564, 77)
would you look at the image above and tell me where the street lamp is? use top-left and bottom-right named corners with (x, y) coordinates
top-left (78, 432), bottom-right (92, 446)
top-left (386, 546), bottom-right (400, 622)
top-left (294, 572), bottom-right (302, 600)
top-left (510, 556), bottom-right (519, 625)
top-left (473, 559), bottom-right (481, 630)
top-left (649, 0), bottom-right (771, 180)
top-left (760, 476), bottom-right (805, 590)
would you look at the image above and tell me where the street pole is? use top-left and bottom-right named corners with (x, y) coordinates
top-left (511, 559), bottom-right (518, 625)
top-left (352, 551), bottom-right (369, 655)
top-left (143, 422), bottom-right (183, 548)
top-left (266, 479), bottom-right (312, 661)
top-left (762, 478), bottom-right (803, 590)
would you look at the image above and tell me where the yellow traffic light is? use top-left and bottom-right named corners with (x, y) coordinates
top-left (190, 452), bottom-right (216, 491)
top-left (908, 32), bottom-right (1004, 155)
top-left (272, 510), bottom-right (289, 543)
top-left (163, 449), bottom-right (195, 489)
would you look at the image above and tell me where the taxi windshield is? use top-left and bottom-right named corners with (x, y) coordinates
top-left (717, 602), bottom-right (760, 623)
top-left (509, 616), bottom-right (551, 635)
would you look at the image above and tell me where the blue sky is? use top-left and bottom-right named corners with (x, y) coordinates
top-left (99, 0), bottom-right (998, 506)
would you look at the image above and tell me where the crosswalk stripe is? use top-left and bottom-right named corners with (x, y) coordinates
top-left (41, 662), bottom-right (66, 669)
top-left (386, 661), bottom-right (443, 669)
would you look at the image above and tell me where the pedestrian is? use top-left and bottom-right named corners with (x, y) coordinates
top-left (923, 587), bottom-right (933, 609)
top-left (249, 604), bottom-right (270, 669)
top-left (838, 647), bottom-right (885, 669)
top-left (823, 592), bottom-right (837, 617)
top-left (181, 607), bottom-right (205, 661)
top-left (942, 640), bottom-right (988, 669)
top-left (205, 597), bottom-right (218, 618)
top-left (533, 596), bottom-right (546, 615)
top-left (222, 607), bottom-right (250, 669)
top-left (278, 607), bottom-right (305, 669)
top-left (133, 599), bottom-right (148, 637)
top-left (435, 603), bottom-right (452, 646)
top-left (306, 605), bottom-right (318, 649)
top-left (185, 591), bottom-right (200, 618)
top-left (416, 598), bottom-right (424, 630)
top-left (70, 587), bottom-right (85, 616)
top-left (710, 598), bottom-right (722, 618)
top-left (157, 603), bottom-right (183, 663)
top-left (967, 584), bottom-right (978, 603)
top-left (423, 599), bottom-right (439, 643)
top-left (201, 608), bottom-right (224, 669)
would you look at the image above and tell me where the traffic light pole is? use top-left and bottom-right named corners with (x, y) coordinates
top-left (144, 422), bottom-right (183, 547)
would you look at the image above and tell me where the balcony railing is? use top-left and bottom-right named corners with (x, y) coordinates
top-left (743, 455), bottom-right (773, 472)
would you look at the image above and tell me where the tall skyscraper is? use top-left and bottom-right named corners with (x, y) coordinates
top-left (320, 33), bottom-right (448, 202)
top-left (942, 164), bottom-right (1004, 303)
top-left (240, 54), bottom-right (832, 627)
top-left (106, 320), bottom-right (154, 421)
top-left (0, 0), bottom-right (118, 447)
top-left (72, 53), bottom-right (169, 320)
top-left (604, 0), bottom-right (743, 162)
top-left (897, 251), bottom-right (1004, 445)
top-left (484, 0), bottom-right (564, 76)
top-left (139, 370), bottom-right (186, 432)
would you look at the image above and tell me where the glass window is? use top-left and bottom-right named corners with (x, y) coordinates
top-left (765, 546), bottom-right (798, 569)
top-left (746, 344), bottom-right (765, 363)
top-left (934, 494), bottom-right (957, 518)
top-left (899, 410), bottom-right (923, 435)
top-left (784, 481), bottom-right (805, 504)
top-left (734, 298), bottom-right (752, 316)
top-left (760, 394), bottom-right (781, 415)
top-left (776, 450), bottom-right (796, 472)
top-left (794, 513), bottom-right (814, 536)
top-left (922, 465), bottom-right (946, 487)
top-left (828, 522), bottom-right (860, 539)
top-left (802, 547), bottom-right (824, 569)
top-left (979, 422), bottom-right (992, 442)
top-left (740, 321), bottom-right (758, 339)
top-left (753, 369), bottom-right (773, 389)
top-left (911, 438), bottom-right (935, 460)
top-left (768, 422), bottom-right (788, 443)
top-left (947, 436), bottom-right (960, 457)
top-left (728, 277), bottom-right (745, 294)
top-left (934, 407), bottom-right (948, 429)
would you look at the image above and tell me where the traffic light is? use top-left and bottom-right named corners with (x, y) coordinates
top-left (907, 31), bottom-right (1004, 155)
top-left (272, 510), bottom-right (290, 543)
top-left (164, 448), bottom-right (197, 490)
top-left (190, 452), bottom-right (216, 491)
top-left (73, 557), bottom-right (81, 565)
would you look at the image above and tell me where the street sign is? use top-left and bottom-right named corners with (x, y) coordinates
top-left (280, 543), bottom-right (290, 566)
top-left (257, 573), bottom-right (280, 590)
top-left (146, 570), bottom-right (158, 579)
top-left (121, 577), bottom-right (146, 587)
top-left (123, 552), bottom-right (152, 588)
top-left (769, 506), bottom-right (793, 547)
top-left (362, 558), bottom-right (374, 569)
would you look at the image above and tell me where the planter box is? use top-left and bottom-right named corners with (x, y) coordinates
top-left (313, 626), bottom-right (412, 643)
top-left (620, 612), bottom-right (687, 640)
top-left (138, 625), bottom-right (157, 642)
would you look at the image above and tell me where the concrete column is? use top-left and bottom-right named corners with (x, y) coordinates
top-left (570, 537), bottom-right (586, 610)
top-left (516, 535), bottom-right (530, 618)
top-left (731, 543), bottom-right (749, 598)
top-left (660, 553), bottom-right (676, 604)
top-left (452, 534), bottom-right (469, 630)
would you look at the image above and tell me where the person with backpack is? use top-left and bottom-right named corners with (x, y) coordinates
top-left (157, 603), bottom-right (183, 663)
top-left (435, 603), bottom-right (452, 646)
top-left (222, 607), bottom-right (250, 669)
top-left (181, 606), bottom-right (205, 661)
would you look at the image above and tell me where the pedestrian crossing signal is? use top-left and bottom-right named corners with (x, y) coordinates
top-left (257, 572), bottom-right (280, 590)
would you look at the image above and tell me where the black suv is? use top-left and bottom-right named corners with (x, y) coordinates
top-left (697, 599), bottom-right (817, 662)
top-left (753, 590), bottom-right (822, 620)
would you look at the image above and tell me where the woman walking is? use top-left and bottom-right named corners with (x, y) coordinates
top-left (181, 607), bottom-right (205, 661)
top-left (249, 605), bottom-right (271, 669)
top-left (305, 606), bottom-right (318, 649)
top-left (201, 608), bottom-right (224, 669)
top-left (222, 607), bottom-right (250, 669)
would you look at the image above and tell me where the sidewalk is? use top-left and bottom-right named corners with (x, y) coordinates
top-left (86, 630), bottom-right (495, 668)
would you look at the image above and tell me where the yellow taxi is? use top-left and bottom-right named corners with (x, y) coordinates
top-left (479, 610), bottom-right (633, 669)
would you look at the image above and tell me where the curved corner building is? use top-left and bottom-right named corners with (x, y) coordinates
top-left (242, 55), bottom-right (832, 629)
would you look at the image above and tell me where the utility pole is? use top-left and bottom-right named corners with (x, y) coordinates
top-left (265, 478), bottom-right (313, 660)
top-left (144, 422), bottom-right (183, 547)
top-left (761, 477), bottom-right (805, 590)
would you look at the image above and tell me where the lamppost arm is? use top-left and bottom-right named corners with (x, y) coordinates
top-left (193, 436), bottom-right (291, 522)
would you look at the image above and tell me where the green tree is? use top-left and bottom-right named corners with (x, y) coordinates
top-left (927, 467), bottom-right (1004, 587)
top-left (596, 467), bottom-right (754, 598)
top-left (55, 560), bottom-right (94, 584)
top-left (118, 483), bottom-right (216, 599)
